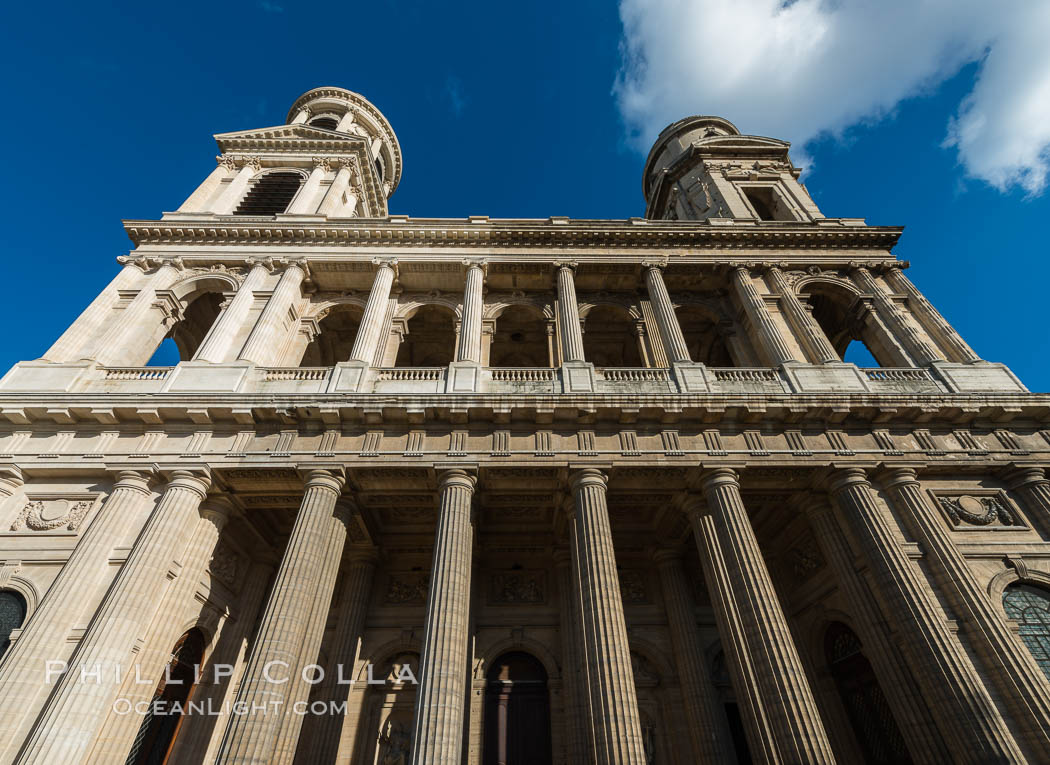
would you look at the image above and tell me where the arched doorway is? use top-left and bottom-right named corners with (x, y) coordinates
top-left (489, 304), bottom-right (550, 367)
top-left (300, 304), bottom-right (364, 366)
top-left (363, 650), bottom-right (418, 765)
top-left (824, 622), bottom-right (911, 764)
top-left (395, 304), bottom-right (457, 366)
top-left (124, 628), bottom-right (206, 765)
top-left (799, 282), bottom-right (901, 367)
top-left (582, 305), bottom-right (643, 367)
top-left (1002, 582), bottom-right (1050, 681)
top-left (482, 651), bottom-right (552, 765)
top-left (0, 589), bottom-right (27, 660)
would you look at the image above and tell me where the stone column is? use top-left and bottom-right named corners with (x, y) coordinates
top-left (15, 469), bottom-right (211, 765)
top-left (291, 108), bottom-right (310, 125)
top-left (555, 263), bottom-right (585, 362)
top-left (880, 467), bottom-right (1050, 759)
top-left (0, 465), bottom-right (23, 511)
top-left (456, 263), bottom-right (485, 363)
top-left (348, 261), bottom-right (396, 364)
top-left (729, 266), bottom-right (798, 365)
top-left (653, 549), bottom-right (734, 762)
top-left (194, 262), bottom-right (270, 362)
top-left (313, 548), bottom-right (377, 763)
top-left (800, 499), bottom-right (951, 764)
top-left (883, 267), bottom-right (979, 363)
top-left (685, 469), bottom-right (835, 763)
top-left (237, 262), bottom-right (306, 365)
top-left (215, 468), bottom-right (345, 764)
top-left (766, 266), bottom-right (839, 363)
top-left (89, 499), bottom-right (233, 762)
top-left (553, 548), bottom-right (590, 764)
top-left (287, 158), bottom-right (329, 215)
top-left (1003, 466), bottom-right (1050, 536)
top-left (213, 160), bottom-right (260, 215)
top-left (317, 161), bottom-right (354, 217)
top-left (335, 111), bottom-right (355, 132)
top-left (567, 468), bottom-right (646, 765)
top-left (42, 264), bottom-right (144, 362)
top-left (0, 469), bottom-right (151, 756)
top-left (826, 467), bottom-right (1025, 763)
top-left (643, 264), bottom-right (690, 363)
top-left (92, 264), bottom-right (180, 366)
top-left (851, 266), bottom-right (944, 365)
top-left (411, 469), bottom-right (476, 765)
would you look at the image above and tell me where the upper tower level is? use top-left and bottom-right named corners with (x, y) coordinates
top-left (643, 116), bottom-right (824, 223)
top-left (170, 86), bottom-right (402, 220)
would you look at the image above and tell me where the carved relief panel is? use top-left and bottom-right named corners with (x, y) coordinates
top-left (9, 495), bottom-right (99, 532)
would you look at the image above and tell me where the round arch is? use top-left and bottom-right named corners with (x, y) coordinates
top-left (579, 302), bottom-right (644, 367)
top-left (393, 301), bottom-right (458, 367)
top-left (475, 635), bottom-right (562, 682)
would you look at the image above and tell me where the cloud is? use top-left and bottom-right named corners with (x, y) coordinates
top-left (615, 0), bottom-right (1050, 194)
top-left (445, 75), bottom-right (467, 118)
top-left (259, 1), bottom-right (284, 12)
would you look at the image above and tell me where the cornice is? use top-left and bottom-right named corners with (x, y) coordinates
top-left (124, 218), bottom-right (903, 251)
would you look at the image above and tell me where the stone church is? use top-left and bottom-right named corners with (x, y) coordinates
top-left (0, 85), bottom-right (1048, 765)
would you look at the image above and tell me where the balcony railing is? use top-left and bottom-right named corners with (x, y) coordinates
top-left (103, 367), bottom-right (174, 381)
top-left (490, 368), bottom-right (557, 382)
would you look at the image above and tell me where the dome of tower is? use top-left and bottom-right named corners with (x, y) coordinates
top-left (642, 115), bottom-right (740, 201)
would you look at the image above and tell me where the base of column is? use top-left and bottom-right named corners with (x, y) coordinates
top-left (931, 361), bottom-right (1027, 392)
top-left (781, 361), bottom-right (867, 393)
top-left (446, 361), bottom-right (481, 393)
top-left (561, 361), bottom-right (596, 393)
top-left (671, 361), bottom-right (712, 393)
top-left (329, 360), bottom-right (374, 392)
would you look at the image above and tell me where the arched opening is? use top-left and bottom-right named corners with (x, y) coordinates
top-left (675, 305), bottom-right (733, 366)
top-left (799, 282), bottom-right (894, 367)
top-left (582, 304), bottom-right (643, 367)
top-left (143, 291), bottom-right (225, 365)
top-left (234, 171), bottom-right (304, 216)
top-left (482, 651), bottom-right (552, 765)
top-left (365, 651), bottom-right (418, 765)
top-left (395, 304), bottom-right (457, 367)
top-left (309, 116), bottom-right (338, 130)
top-left (0, 589), bottom-right (27, 660)
top-left (489, 305), bottom-right (549, 367)
top-left (824, 622), bottom-right (911, 764)
top-left (711, 649), bottom-right (751, 764)
top-left (300, 304), bottom-right (364, 366)
top-left (125, 628), bottom-right (206, 765)
top-left (1003, 583), bottom-right (1050, 682)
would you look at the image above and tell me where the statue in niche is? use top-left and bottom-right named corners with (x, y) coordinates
top-left (377, 718), bottom-right (411, 765)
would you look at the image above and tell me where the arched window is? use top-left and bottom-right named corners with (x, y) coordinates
top-left (582, 305), bottom-right (643, 367)
top-left (1003, 583), bottom-right (1050, 681)
top-left (300, 305), bottom-right (364, 366)
top-left (395, 305), bottom-right (457, 367)
top-left (483, 652), bottom-right (551, 765)
top-left (825, 622), bottom-right (911, 764)
top-left (0, 590), bottom-right (27, 660)
top-left (309, 116), bottom-right (338, 130)
top-left (800, 282), bottom-right (897, 367)
top-left (125, 628), bottom-right (206, 765)
top-left (490, 304), bottom-right (550, 367)
top-left (144, 291), bottom-right (225, 365)
top-left (234, 171), bottom-right (304, 216)
top-left (675, 305), bottom-right (734, 366)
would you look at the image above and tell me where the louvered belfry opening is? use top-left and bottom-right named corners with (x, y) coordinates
top-left (234, 171), bottom-right (304, 216)
top-left (310, 116), bottom-right (339, 130)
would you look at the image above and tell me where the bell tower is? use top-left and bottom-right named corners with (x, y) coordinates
top-left (170, 86), bottom-right (402, 219)
top-left (642, 115), bottom-right (824, 223)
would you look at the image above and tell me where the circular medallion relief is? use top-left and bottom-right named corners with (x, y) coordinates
top-left (39, 500), bottom-right (69, 522)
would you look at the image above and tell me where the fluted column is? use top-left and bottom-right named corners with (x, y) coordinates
top-left (556, 263), bottom-right (585, 362)
top-left (801, 499), bottom-right (951, 764)
top-left (456, 263), bottom-right (485, 363)
top-left (314, 548), bottom-right (377, 763)
top-left (89, 499), bottom-right (233, 763)
top-left (287, 158), bottom-right (329, 215)
top-left (195, 262), bottom-right (270, 362)
top-left (883, 267), bottom-right (979, 362)
top-left (643, 264), bottom-right (690, 363)
top-left (852, 266), bottom-right (943, 365)
top-left (567, 469), bottom-right (646, 765)
top-left (880, 467), bottom-right (1050, 759)
top-left (553, 547), bottom-right (590, 764)
top-left (686, 469), bottom-right (835, 763)
top-left (216, 468), bottom-right (345, 764)
top-left (348, 261), bottom-right (396, 364)
top-left (92, 264), bottom-right (180, 366)
top-left (0, 470), bottom-right (151, 756)
top-left (653, 549), bottom-right (735, 762)
top-left (1003, 466), bottom-right (1050, 536)
top-left (730, 266), bottom-right (798, 365)
top-left (42, 264), bottom-right (143, 362)
top-left (318, 161), bottom-right (354, 217)
top-left (213, 160), bottom-right (260, 214)
top-left (411, 469), bottom-right (476, 765)
top-left (237, 262), bottom-right (306, 365)
top-left (15, 469), bottom-right (211, 765)
top-left (766, 266), bottom-right (839, 363)
top-left (827, 467), bottom-right (1025, 763)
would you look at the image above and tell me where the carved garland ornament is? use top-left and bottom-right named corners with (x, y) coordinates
top-left (937, 494), bottom-right (1016, 527)
top-left (10, 499), bottom-right (93, 532)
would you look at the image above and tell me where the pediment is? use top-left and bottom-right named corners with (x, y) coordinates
top-left (697, 135), bottom-right (791, 152)
top-left (215, 124), bottom-right (370, 153)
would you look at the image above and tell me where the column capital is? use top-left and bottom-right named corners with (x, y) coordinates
top-left (876, 465), bottom-right (922, 491)
top-left (552, 546), bottom-right (573, 568)
top-left (371, 256), bottom-right (399, 272)
top-left (0, 465), bottom-right (25, 497)
top-left (652, 547), bottom-right (684, 567)
top-left (825, 466), bottom-right (871, 495)
top-left (553, 260), bottom-right (579, 272)
top-left (1000, 464), bottom-right (1049, 491)
top-left (699, 467), bottom-right (740, 491)
top-left (110, 468), bottom-right (153, 496)
top-left (569, 467), bottom-right (608, 492)
top-left (162, 467), bottom-right (212, 499)
top-left (312, 156), bottom-right (332, 171)
top-left (199, 498), bottom-right (235, 531)
top-left (300, 467), bottom-right (346, 494)
top-left (642, 259), bottom-right (669, 271)
top-left (348, 546), bottom-right (380, 566)
top-left (437, 467), bottom-right (477, 492)
top-left (681, 494), bottom-right (706, 520)
top-left (246, 256), bottom-right (275, 272)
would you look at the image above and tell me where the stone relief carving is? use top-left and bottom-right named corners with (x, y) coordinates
top-left (386, 573), bottom-right (430, 605)
top-left (786, 535), bottom-right (825, 583)
top-left (936, 494), bottom-right (1017, 527)
top-left (208, 542), bottom-right (240, 587)
top-left (619, 570), bottom-right (648, 604)
top-left (10, 499), bottom-right (93, 532)
top-left (489, 572), bottom-right (545, 604)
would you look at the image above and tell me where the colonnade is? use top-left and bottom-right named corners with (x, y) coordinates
top-left (42, 257), bottom-right (978, 371)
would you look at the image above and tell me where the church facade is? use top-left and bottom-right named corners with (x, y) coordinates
top-left (0, 85), bottom-right (1049, 764)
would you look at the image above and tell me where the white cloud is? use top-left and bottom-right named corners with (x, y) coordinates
top-left (615, 0), bottom-right (1050, 194)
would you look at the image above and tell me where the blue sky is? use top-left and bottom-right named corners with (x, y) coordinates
top-left (1, 0), bottom-right (1048, 388)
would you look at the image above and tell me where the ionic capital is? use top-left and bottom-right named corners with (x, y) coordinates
top-left (301, 467), bottom-right (346, 495)
top-left (570, 467), bottom-right (608, 493)
top-left (553, 260), bottom-right (579, 272)
top-left (438, 468), bottom-right (477, 493)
